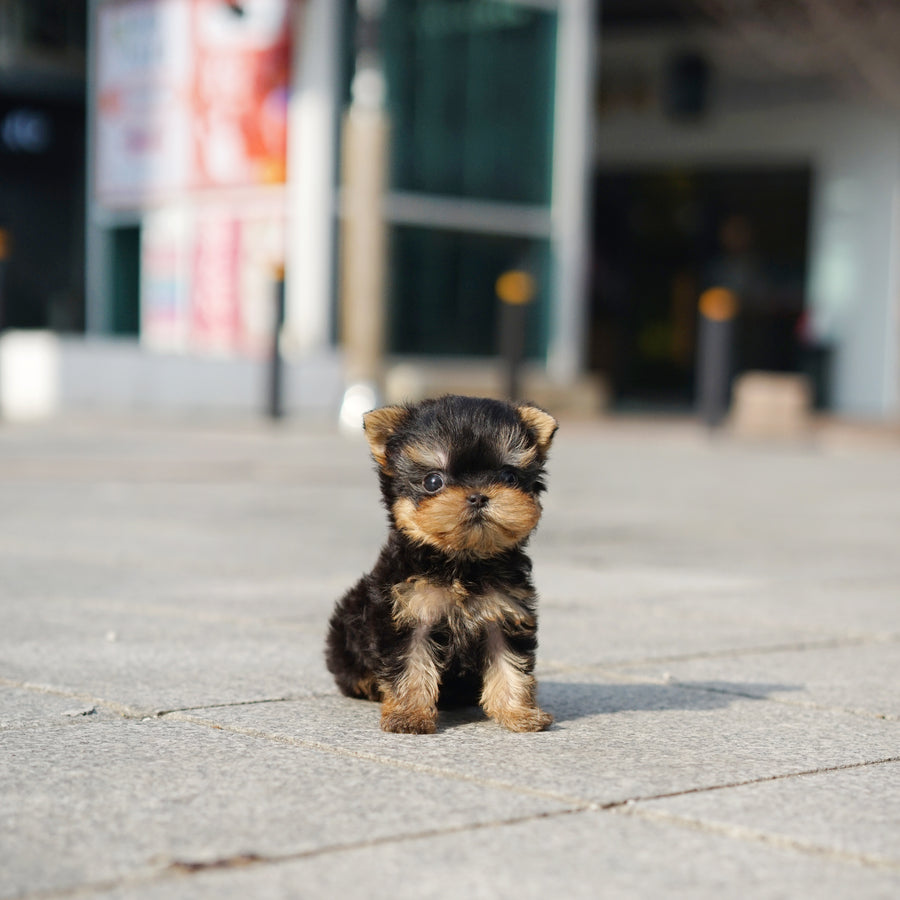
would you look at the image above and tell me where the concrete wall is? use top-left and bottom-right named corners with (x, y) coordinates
top-left (0, 332), bottom-right (344, 419)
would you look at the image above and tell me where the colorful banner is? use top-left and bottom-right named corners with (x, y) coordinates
top-left (95, 0), bottom-right (193, 204)
top-left (95, 0), bottom-right (292, 205)
top-left (141, 204), bottom-right (285, 357)
top-left (192, 0), bottom-right (291, 188)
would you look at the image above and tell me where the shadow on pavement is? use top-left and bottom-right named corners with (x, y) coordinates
top-left (539, 680), bottom-right (800, 724)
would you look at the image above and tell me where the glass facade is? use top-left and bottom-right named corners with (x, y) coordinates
top-left (346, 0), bottom-right (557, 358)
top-left (382, 0), bottom-right (556, 204)
top-left (389, 225), bottom-right (550, 356)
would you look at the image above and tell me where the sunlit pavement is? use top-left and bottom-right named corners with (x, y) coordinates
top-left (2, 413), bottom-right (898, 899)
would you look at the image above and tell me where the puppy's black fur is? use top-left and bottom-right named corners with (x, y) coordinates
top-left (325, 395), bottom-right (556, 733)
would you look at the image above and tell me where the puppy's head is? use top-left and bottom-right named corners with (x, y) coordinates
top-left (363, 395), bottom-right (557, 558)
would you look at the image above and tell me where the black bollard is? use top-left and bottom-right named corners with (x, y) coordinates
top-left (496, 269), bottom-right (535, 402)
top-left (267, 265), bottom-right (286, 419)
top-left (0, 228), bottom-right (9, 332)
top-left (696, 287), bottom-right (738, 428)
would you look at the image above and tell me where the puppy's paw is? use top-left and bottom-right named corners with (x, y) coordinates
top-left (380, 707), bottom-right (437, 734)
top-left (496, 706), bottom-right (553, 733)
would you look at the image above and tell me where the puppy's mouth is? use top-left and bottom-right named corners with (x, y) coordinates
top-left (393, 486), bottom-right (541, 557)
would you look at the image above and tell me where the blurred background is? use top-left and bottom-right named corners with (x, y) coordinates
top-left (0, 0), bottom-right (898, 429)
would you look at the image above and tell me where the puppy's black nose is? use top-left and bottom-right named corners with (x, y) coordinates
top-left (467, 493), bottom-right (489, 509)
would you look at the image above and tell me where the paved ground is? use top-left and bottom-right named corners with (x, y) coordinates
top-left (1, 413), bottom-right (898, 899)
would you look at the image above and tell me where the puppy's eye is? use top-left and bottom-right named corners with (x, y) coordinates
top-left (423, 472), bottom-right (445, 493)
top-left (498, 469), bottom-right (519, 487)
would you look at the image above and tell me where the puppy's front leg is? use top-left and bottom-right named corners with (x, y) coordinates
top-left (380, 624), bottom-right (440, 734)
top-left (480, 624), bottom-right (552, 732)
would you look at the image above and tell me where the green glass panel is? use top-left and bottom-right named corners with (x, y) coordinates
top-left (340, 2), bottom-right (558, 356)
top-left (389, 225), bottom-right (549, 357)
top-left (110, 226), bottom-right (140, 336)
top-left (382, 0), bottom-right (556, 204)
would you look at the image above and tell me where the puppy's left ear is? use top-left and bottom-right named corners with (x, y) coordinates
top-left (516, 404), bottom-right (558, 457)
top-left (363, 405), bottom-right (409, 470)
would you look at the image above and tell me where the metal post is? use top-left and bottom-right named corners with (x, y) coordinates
top-left (268, 266), bottom-right (286, 419)
top-left (696, 287), bottom-right (738, 428)
top-left (497, 269), bottom-right (536, 402)
top-left (0, 228), bottom-right (8, 331)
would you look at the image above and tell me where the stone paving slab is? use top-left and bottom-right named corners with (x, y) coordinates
top-left (0, 600), bottom-right (330, 715)
top-left (637, 760), bottom-right (900, 867)
top-left (85, 809), bottom-right (900, 900)
top-left (533, 566), bottom-right (834, 669)
top-left (2, 415), bottom-right (900, 900)
top-left (183, 687), bottom-right (900, 807)
top-left (539, 435), bottom-right (900, 582)
top-left (618, 639), bottom-right (900, 718)
top-left (0, 684), bottom-right (98, 728)
top-left (0, 694), bottom-right (568, 900)
top-left (534, 560), bottom-right (900, 639)
top-left (0, 480), bottom-right (383, 585)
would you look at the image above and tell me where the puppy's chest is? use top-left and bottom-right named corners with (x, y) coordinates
top-left (390, 577), bottom-right (535, 635)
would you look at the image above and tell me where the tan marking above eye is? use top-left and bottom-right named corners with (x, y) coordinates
top-left (403, 442), bottom-right (449, 472)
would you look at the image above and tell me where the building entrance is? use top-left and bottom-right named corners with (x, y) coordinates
top-left (589, 166), bottom-right (811, 410)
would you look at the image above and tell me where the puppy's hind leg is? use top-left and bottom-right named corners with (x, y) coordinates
top-left (325, 593), bottom-right (382, 701)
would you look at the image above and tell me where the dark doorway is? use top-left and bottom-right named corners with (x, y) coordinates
top-left (0, 96), bottom-right (86, 332)
top-left (588, 166), bottom-right (811, 410)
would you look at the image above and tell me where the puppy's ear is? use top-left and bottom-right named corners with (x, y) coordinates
top-left (363, 405), bottom-right (409, 470)
top-left (516, 404), bottom-right (558, 457)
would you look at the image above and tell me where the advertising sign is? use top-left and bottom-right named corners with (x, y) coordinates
top-left (95, 0), bottom-right (291, 206)
top-left (100, 0), bottom-right (295, 357)
top-left (141, 204), bottom-right (285, 358)
top-left (95, 0), bottom-right (194, 205)
top-left (192, 0), bottom-right (291, 189)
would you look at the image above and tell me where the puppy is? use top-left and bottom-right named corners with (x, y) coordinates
top-left (325, 395), bottom-right (556, 734)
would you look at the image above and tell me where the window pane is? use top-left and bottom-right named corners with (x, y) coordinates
top-left (383, 0), bottom-right (556, 204)
top-left (389, 225), bottom-right (549, 356)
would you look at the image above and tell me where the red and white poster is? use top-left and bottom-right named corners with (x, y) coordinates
top-left (100, 0), bottom-right (295, 356)
top-left (192, 0), bottom-right (291, 189)
top-left (141, 204), bottom-right (285, 357)
top-left (189, 213), bottom-right (243, 353)
top-left (95, 0), bottom-right (292, 206)
top-left (140, 206), bottom-right (192, 349)
top-left (95, 0), bottom-right (194, 205)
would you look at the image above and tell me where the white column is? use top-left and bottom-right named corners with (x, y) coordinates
top-left (283, 0), bottom-right (341, 355)
top-left (547, 0), bottom-right (596, 383)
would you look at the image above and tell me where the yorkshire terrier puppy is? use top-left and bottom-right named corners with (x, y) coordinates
top-left (325, 394), bottom-right (557, 734)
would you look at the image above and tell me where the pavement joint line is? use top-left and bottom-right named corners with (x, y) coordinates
top-left (538, 632), bottom-right (900, 676)
top-left (616, 804), bottom-right (900, 872)
top-left (11, 806), bottom-right (600, 900)
top-left (14, 757), bottom-right (900, 899)
top-left (6, 668), bottom-right (897, 730)
top-left (150, 694), bottom-right (335, 718)
top-left (603, 755), bottom-right (900, 813)
top-left (0, 678), bottom-right (142, 721)
top-left (166, 712), bottom-right (900, 831)
top-left (0, 677), bottom-right (331, 723)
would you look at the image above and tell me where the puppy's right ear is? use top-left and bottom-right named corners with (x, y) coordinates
top-left (363, 405), bottom-right (409, 470)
